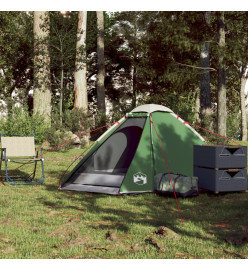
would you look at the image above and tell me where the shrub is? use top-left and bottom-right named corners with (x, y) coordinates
top-left (45, 127), bottom-right (75, 151)
top-left (63, 108), bottom-right (91, 134)
top-left (227, 109), bottom-right (241, 141)
top-left (0, 107), bottom-right (48, 144)
top-left (45, 108), bottom-right (91, 151)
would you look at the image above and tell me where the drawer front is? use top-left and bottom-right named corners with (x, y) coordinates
top-left (194, 145), bottom-right (247, 169)
top-left (194, 167), bottom-right (247, 192)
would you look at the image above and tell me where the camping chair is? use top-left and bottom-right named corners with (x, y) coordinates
top-left (0, 134), bottom-right (45, 185)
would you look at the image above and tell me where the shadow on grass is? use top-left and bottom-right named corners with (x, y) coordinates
top-left (40, 115), bottom-right (248, 249)
top-left (0, 168), bottom-right (38, 185)
top-left (40, 178), bottom-right (248, 250)
top-left (42, 181), bottom-right (180, 232)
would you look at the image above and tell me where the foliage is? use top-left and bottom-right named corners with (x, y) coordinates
top-left (89, 110), bottom-right (109, 141)
top-left (50, 11), bottom-right (78, 111)
top-left (0, 12), bottom-right (33, 113)
top-left (45, 128), bottom-right (74, 151)
top-left (45, 108), bottom-right (91, 150)
top-left (145, 90), bottom-right (197, 123)
top-left (0, 11), bottom-right (247, 141)
top-left (227, 108), bottom-right (242, 140)
top-left (0, 107), bottom-right (48, 144)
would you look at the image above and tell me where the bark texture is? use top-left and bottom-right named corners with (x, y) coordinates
top-left (240, 70), bottom-right (247, 141)
top-left (96, 11), bottom-right (106, 114)
top-left (74, 11), bottom-right (88, 111)
top-left (33, 11), bottom-right (51, 123)
top-left (200, 11), bottom-right (211, 117)
top-left (217, 12), bottom-right (227, 137)
top-left (195, 91), bottom-right (200, 122)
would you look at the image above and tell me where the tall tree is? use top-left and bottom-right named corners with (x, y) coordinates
top-left (142, 12), bottom-right (205, 120)
top-left (217, 12), bottom-right (227, 137)
top-left (33, 11), bottom-right (52, 123)
top-left (96, 11), bottom-right (106, 114)
top-left (225, 12), bottom-right (248, 141)
top-left (74, 11), bottom-right (88, 111)
top-left (50, 11), bottom-right (78, 121)
top-left (200, 12), bottom-right (211, 118)
top-left (240, 66), bottom-right (248, 141)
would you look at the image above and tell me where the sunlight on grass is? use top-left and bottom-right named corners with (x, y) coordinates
top-left (0, 145), bottom-right (247, 259)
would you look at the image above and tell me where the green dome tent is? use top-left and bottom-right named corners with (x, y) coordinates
top-left (60, 104), bottom-right (205, 194)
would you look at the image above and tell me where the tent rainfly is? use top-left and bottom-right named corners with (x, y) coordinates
top-left (60, 104), bottom-right (205, 194)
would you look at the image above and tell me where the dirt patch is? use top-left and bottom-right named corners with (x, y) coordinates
top-left (106, 231), bottom-right (118, 241)
top-left (224, 236), bottom-right (248, 246)
top-left (1, 217), bottom-right (26, 228)
top-left (1, 218), bottom-right (11, 226)
top-left (145, 236), bottom-right (165, 252)
top-left (154, 226), bottom-right (181, 240)
top-left (90, 221), bottom-right (128, 232)
top-left (43, 201), bottom-right (60, 209)
top-left (29, 226), bottom-right (42, 233)
top-left (223, 248), bottom-right (247, 258)
top-left (49, 221), bottom-right (79, 240)
top-left (65, 217), bottom-right (81, 223)
top-left (174, 251), bottom-right (198, 259)
top-left (58, 235), bottom-right (92, 248)
top-left (0, 234), bottom-right (12, 243)
top-left (130, 243), bottom-right (140, 251)
top-left (87, 246), bottom-right (108, 252)
top-left (213, 223), bottom-right (231, 232)
top-left (47, 210), bottom-right (59, 217)
top-left (1, 246), bottom-right (16, 255)
top-left (222, 197), bottom-right (247, 202)
top-left (212, 216), bottom-right (243, 232)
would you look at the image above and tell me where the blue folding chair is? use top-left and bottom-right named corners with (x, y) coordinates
top-left (0, 134), bottom-right (45, 185)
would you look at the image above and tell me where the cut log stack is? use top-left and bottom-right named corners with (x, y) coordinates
top-left (193, 145), bottom-right (247, 193)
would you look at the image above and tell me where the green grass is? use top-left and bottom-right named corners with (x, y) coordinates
top-left (0, 145), bottom-right (248, 259)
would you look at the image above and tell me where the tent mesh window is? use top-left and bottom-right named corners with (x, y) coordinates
top-left (79, 117), bottom-right (146, 175)
top-left (64, 117), bottom-right (147, 188)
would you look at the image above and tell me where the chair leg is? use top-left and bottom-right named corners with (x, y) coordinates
top-left (32, 160), bottom-right (38, 180)
top-left (0, 150), bottom-right (3, 183)
top-left (2, 149), bottom-right (45, 186)
top-left (4, 155), bottom-right (13, 185)
top-left (39, 149), bottom-right (45, 184)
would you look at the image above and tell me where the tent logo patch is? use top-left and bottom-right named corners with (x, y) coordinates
top-left (133, 172), bottom-right (147, 185)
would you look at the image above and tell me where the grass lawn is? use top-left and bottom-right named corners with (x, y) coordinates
top-left (0, 143), bottom-right (248, 259)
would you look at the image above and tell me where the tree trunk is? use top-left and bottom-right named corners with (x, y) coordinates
top-left (60, 65), bottom-right (64, 125)
top-left (200, 12), bottom-right (213, 132)
top-left (195, 90), bottom-right (200, 122)
top-left (33, 11), bottom-right (52, 123)
top-left (240, 70), bottom-right (247, 141)
top-left (217, 12), bottom-right (227, 137)
top-left (200, 41), bottom-right (211, 112)
top-left (74, 11), bottom-right (88, 111)
top-left (96, 11), bottom-right (106, 114)
top-left (200, 12), bottom-right (211, 118)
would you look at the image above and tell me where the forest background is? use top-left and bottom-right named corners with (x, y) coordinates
top-left (0, 8), bottom-right (248, 147)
